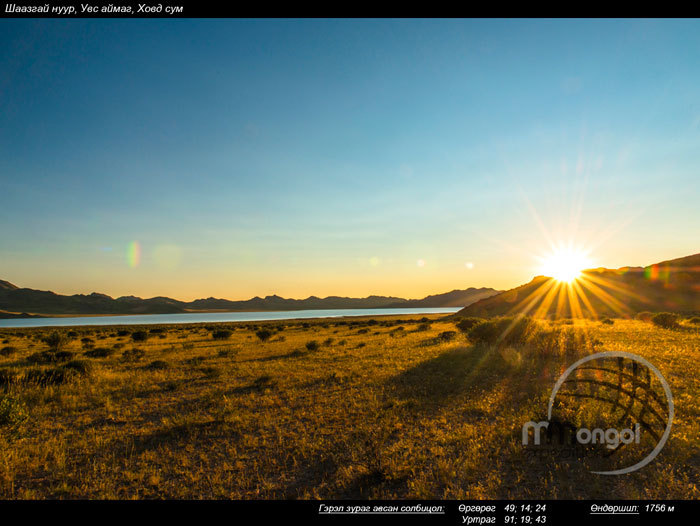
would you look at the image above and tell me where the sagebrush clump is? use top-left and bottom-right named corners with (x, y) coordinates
top-left (652, 312), bottom-right (679, 329)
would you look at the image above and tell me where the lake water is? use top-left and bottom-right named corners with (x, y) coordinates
top-left (0, 307), bottom-right (462, 328)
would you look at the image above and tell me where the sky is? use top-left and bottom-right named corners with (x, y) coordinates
top-left (1, 19), bottom-right (699, 301)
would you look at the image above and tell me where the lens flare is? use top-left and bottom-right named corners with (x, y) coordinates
top-left (127, 241), bottom-right (141, 268)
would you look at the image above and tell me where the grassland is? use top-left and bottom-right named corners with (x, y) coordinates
top-left (0, 314), bottom-right (698, 499)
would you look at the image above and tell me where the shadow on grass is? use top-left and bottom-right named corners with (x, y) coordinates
top-left (124, 419), bottom-right (242, 457)
top-left (387, 344), bottom-right (511, 409)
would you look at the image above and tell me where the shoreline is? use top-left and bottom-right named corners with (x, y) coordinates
top-left (0, 307), bottom-right (462, 329)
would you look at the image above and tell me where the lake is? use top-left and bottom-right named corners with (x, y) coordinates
top-left (0, 307), bottom-right (462, 328)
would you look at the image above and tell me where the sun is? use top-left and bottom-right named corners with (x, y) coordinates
top-left (538, 245), bottom-right (593, 283)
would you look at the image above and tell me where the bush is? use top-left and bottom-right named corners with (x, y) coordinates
top-left (145, 360), bottom-right (170, 370)
top-left (212, 329), bottom-right (233, 340)
top-left (117, 330), bottom-right (130, 337)
top-left (131, 331), bottom-right (148, 342)
top-left (27, 350), bottom-right (74, 364)
top-left (255, 329), bottom-right (272, 342)
top-left (0, 395), bottom-right (29, 439)
top-left (416, 323), bottom-right (431, 331)
top-left (305, 340), bottom-right (320, 351)
top-left (467, 316), bottom-right (539, 347)
top-left (455, 317), bottom-right (483, 333)
top-left (217, 347), bottom-right (238, 358)
top-left (83, 347), bottom-right (115, 358)
top-left (62, 359), bottom-right (94, 376)
top-left (0, 346), bottom-right (17, 357)
top-left (323, 337), bottom-right (334, 346)
top-left (43, 332), bottom-right (68, 352)
top-left (437, 331), bottom-right (457, 342)
top-left (600, 318), bottom-right (615, 325)
top-left (652, 312), bottom-right (679, 329)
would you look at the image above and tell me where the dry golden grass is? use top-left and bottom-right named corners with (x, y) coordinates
top-left (0, 315), bottom-right (698, 499)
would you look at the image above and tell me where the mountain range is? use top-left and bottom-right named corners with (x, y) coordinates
top-left (455, 253), bottom-right (700, 319)
top-left (0, 279), bottom-right (500, 318)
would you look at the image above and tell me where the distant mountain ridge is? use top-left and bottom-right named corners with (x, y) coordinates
top-left (455, 253), bottom-right (700, 319)
top-left (0, 281), bottom-right (500, 318)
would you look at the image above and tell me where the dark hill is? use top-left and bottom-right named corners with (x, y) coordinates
top-left (455, 253), bottom-right (700, 319)
top-left (0, 280), bottom-right (500, 318)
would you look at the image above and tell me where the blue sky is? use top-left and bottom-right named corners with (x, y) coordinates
top-left (1, 19), bottom-right (699, 300)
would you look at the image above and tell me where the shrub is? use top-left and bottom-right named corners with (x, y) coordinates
top-left (455, 317), bottom-right (483, 333)
top-left (0, 395), bottom-right (29, 439)
top-left (652, 312), bottom-right (679, 329)
top-left (467, 316), bottom-right (539, 347)
top-left (305, 340), bottom-right (320, 351)
top-left (146, 360), bottom-right (170, 370)
top-left (217, 348), bottom-right (238, 358)
top-left (117, 330), bottom-right (130, 337)
top-left (43, 332), bottom-right (68, 352)
top-left (416, 323), bottom-right (431, 332)
top-left (131, 331), bottom-right (148, 342)
top-left (600, 318), bottom-right (615, 325)
top-left (84, 347), bottom-right (115, 358)
top-left (27, 350), bottom-right (74, 364)
top-left (323, 337), bottom-right (334, 346)
top-left (62, 359), bottom-right (94, 376)
top-left (212, 329), bottom-right (233, 340)
top-left (0, 346), bottom-right (17, 357)
top-left (255, 329), bottom-right (272, 342)
top-left (437, 331), bottom-right (457, 342)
